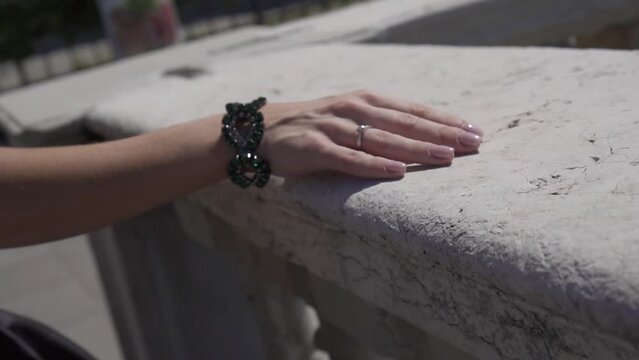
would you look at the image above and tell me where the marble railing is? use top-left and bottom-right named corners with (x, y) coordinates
top-left (86, 44), bottom-right (639, 359)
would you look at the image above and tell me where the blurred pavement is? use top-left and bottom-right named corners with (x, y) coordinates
top-left (0, 235), bottom-right (123, 360)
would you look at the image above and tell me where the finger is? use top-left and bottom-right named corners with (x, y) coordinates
top-left (360, 91), bottom-right (484, 136)
top-left (321, 143), bottom-right (406, 179)
top-left (331, 101), bottom-right (482, 152)
top-left (318, 119), bottom-right (454, 165)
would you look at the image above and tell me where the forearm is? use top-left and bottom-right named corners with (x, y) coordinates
top-left (0, 115), bottom-right (230, 247)
top-left (0, 91), bottom-right (484, 248)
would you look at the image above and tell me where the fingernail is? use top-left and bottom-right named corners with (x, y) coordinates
top-left (464, 123), bottom-right (484, 137)
top-left (385, 161), bottom-right (406, 175)
top-left (459, 132), bottom-right (482, 147)
top-left (430, 145), bottom-right (455, 159)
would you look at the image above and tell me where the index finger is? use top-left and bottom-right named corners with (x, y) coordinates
top-left (361, 92), bottom-right (484, 136)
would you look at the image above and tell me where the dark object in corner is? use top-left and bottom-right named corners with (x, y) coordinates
top-left (0, 309), bottom-right (95, 360)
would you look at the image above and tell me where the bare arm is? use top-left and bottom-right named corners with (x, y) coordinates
top-left (0, 91), bottom-right (483, 248)
top-left (0, 115), bottom-right (231, 247)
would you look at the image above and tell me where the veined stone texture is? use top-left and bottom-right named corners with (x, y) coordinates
top-left (88, 44), bottom-right (639, 359)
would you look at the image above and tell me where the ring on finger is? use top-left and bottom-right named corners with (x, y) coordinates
top-left (356, 124), bottom-right (373, 149)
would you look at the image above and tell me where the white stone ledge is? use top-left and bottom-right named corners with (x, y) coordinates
top-left (4, 0), bottom-right (639, 146)
top-left (86, 44), bottom-right (639, 359)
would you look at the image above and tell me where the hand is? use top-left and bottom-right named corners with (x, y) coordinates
top-left (0, 90), bottom-right (483, 245)
top-left (258, 90), bottom-right (483, 179)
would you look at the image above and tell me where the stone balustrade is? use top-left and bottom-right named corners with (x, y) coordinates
top-left (86, 44), bottom-right (639, 359)
top-left (2, 1), bottom-right (639, 359)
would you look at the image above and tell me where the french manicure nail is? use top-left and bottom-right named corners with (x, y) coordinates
top-left (464, 123), bottom-right (484, 137)
top-left (385, 161), bottom-right (406, 175)
top-left (430, 145), bottom-right (455, 159)
top-left (459, 132), bottom-right (482, 147)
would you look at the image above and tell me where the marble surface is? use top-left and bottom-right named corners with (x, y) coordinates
top-left (85, 44), bottom-right (639, 359)
top-left (4, 0), bottom-right (639, 145)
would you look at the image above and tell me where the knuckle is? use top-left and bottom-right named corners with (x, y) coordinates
top-left (437, 126), bottom-right (449, 141)
top-left (337, 149), bottom-right (366, 168)
top-left (343, 149), bottom-right (362, 161)
top-left (312, 142), bottom-right (332, 157)
top-left (316, 118), bottom-right (340, 134)
top-left (330, 99), bottom-right (361, 115)
top-left (298, 129), bottom-right (315, 139)
top-left (311, 140), bottom-right (333, 157)
top-left (352, 89), bottom-right (376, 102)
top-left (443, 113), bottom-right (463, 125)
top-left (409, 103), bottom-right (429, 117)
top-left (439, 126), bottom-right (460, 143)
top-left (369, 130), bottom-right (392, 149)
top-left (296, 110), bottom-right (320, 120)
top-left (421, 140), bottom-right (437, 152)
top-left (298, 130), bottom-right (323, 147)
top-left (333, 152), bottom-right (353, 171)
top-left (396, 113), bottom-right (419, 131)
top-left (423, 143), bottom-right (436, 158)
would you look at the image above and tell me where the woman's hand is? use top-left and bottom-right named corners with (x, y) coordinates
top-left (0, 90), bottom-right (483, 246)
top-left (259, 90), bottom-right (483, 179)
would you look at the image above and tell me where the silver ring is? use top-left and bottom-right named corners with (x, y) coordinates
top-left (356, 125), bottom-right (373, 149)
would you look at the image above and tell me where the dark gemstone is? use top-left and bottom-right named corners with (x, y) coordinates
top-left (226, 103), bottom-right (239, 113)
top-left (223, 98), bottom-right (270, 188)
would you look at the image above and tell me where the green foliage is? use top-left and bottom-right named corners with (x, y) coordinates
top-left (0, 0), bottom-right (101, 62)
top-left (0, 2), bottom-right (34, 61)
top-left (124, 0), bottom-right (160, 14)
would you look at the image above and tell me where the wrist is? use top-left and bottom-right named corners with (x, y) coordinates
top-left (208, 115), bottom-right (237, 183)
top-left (179, 114), bottom-right (235, 184)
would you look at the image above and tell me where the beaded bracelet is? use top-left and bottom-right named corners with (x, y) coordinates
top-left (221, 97), bottom-right (271, 188)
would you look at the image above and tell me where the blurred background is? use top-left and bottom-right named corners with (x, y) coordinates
top-left (2, 0), bottom-right (639, 94)
top-left (0, 0), bottom-right (368, 93)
